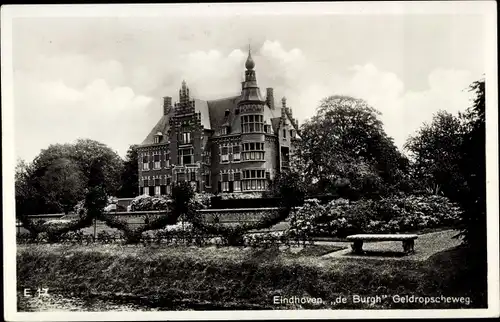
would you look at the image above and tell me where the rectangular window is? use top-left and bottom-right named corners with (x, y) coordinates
top-left (143, 186), bottom-right (150, 196)
top-left (241, 114), bottom-right (264, 133)
top-left (166, 177), bottom-right (171, 185)
top-left (283, 129), bottom-right (287, 138)
top-left (166, 185), bottom-right (171, 195)
top-left (154, 186), bottom-right (161, 195)
top-left (154, 154), bottom-right (161, 169)
top-left (182, 132), bottom-right (191, 144)
top-left (221, 146), bottom-right (229, 162)
top-left (177, 172), bottom-right (186, 182)
top-left (234, 181), bottom-right (241, 191)
top-left (142, 155), bottom-right (149, 170)
top-left (233, 145), bottom-right (241, 161)
top-left (178, 148), bottom-right (193, 165)
top-left (222, 181), bottom-right (230, 192)
top-left (222, 173), bottom-right (229, 182)
top-left (241, 142), bottom-right (265, 161)
top-left (234, 172), bottom-right (241, 181)
top-left (154, 178), bottom-right (160, 186)
top-left (190, 171), bottom-right (196, 182)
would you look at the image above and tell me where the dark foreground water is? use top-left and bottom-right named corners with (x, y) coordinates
top-left (17, 292), bottom-right (271, 311)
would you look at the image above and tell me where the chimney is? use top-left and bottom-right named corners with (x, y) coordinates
top-left (266, 88), bottom-right (274, 109)
top-left (163, 96), bottom-right (172, 115)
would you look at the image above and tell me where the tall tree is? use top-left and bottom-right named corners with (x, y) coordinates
top-left (15, 139), bottom-right (123, 216)
top-left (117, 145), bottom-right (139, 198)
top-left (294, 95), bottom-right (410, 198)
top-left (72, 139), bottom-right (124, 195)
top-left (404, 111), bottom-right (465, 197)
top-left (455, 79), bottom-right (486, 248)
top-left (38, 158), bottom-right (85, 214)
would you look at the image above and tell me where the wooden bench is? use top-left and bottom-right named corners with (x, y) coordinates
top-left (346, 234), bottom-right (418, 255)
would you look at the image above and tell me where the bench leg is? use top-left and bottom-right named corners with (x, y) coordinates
top-left (351, 240), bottom-right (364, 254)
top-left (402, 240), bottom-right (415, 255)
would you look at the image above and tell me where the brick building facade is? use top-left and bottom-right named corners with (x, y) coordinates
top-left (137, 49), bottom-right (300, 196)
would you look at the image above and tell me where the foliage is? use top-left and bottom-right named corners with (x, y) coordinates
top-left (218, 192), bottom-right (262, 200)
top-left (404, 111), bottom-right (465, 197)
top-left (15, 139), bottom-right (123, 218)
top-left (289, 195), bottom-right (462, 238)
top-left (404, 78), bottom-right (486, 249)
top-left (130, 195), bottom-right (171, 211)
top-left (263, 170), bottom-right (306, 206)
top-left (453, 79), bottom-right (486, 248)
top-left (186, 172), bottom-right (304, 246)
top-left (294, 95), bottom-right (411, 199)
top-left (117, 145), bottom-right (139, 198)
top-left (98, 182), bottom-right (193, 244)
top-left (17, 154), bottom-right (111, 241)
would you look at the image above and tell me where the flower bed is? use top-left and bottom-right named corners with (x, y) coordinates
top-left (288, 195), bottom-right (462, 238)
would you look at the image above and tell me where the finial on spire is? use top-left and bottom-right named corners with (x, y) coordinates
top-left (245, 43), bottom-right (255, 70)
top-left (182, 80), bottom-right (187, 89)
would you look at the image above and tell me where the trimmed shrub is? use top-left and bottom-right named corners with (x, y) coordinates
top-left (289, 194), bottom-right (462, 237)
top-left (129, 195), bottom-right (171, 211)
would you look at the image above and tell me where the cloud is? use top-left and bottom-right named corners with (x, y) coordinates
top-left (12, 37), bottom-right (479, 162)
top-left (14, 70), bottom-right (153, 161)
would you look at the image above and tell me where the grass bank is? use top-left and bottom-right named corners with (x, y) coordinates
top-left (17, 243), bottom-right (487, 310)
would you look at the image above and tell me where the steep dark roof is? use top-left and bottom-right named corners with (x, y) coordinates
top-left (141, 115), bottom-right (170, 145)
top-left (271, 117), bottom-right (281, 133)
top-left (206, 96), bottom-right (240, 130)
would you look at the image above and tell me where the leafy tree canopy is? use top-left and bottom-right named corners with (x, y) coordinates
top-left (294, 95), bottom-right (410, 199)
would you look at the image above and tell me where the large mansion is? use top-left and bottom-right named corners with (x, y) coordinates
top-left (137, 49), bottom-right (300, 195)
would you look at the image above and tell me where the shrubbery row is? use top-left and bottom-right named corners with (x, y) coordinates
top-left (288, 194), bottom-right (462, 238)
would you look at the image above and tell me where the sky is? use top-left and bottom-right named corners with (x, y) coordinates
top-left (9, 8), bottom-right (488, 162)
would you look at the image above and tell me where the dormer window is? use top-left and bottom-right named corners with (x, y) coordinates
top-left (220, 126), bottom-right (229, 136)
top-left (154, 131), bottom-right (162, 144)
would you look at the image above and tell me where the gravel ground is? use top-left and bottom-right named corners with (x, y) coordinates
top-left (321, 229), bottom-right (461, 261)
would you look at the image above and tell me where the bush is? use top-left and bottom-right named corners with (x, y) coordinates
top-left (218, 192), bottom-right (262, 200)
top-left (130, 195), bottom-right (171, 211)
top-left (289, 194), bottom-right (462, 237)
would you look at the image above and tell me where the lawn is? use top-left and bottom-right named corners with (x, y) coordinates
top-left (17, 236), bottom-right (487, 311)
